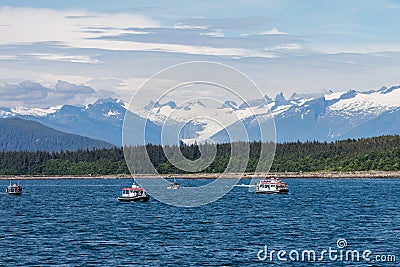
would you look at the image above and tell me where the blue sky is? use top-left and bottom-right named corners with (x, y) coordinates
top-left (0, 0), bottom-right (399, 107)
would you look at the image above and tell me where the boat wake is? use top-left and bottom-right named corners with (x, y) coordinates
top-left (233, 184), bottom-right (256, 187)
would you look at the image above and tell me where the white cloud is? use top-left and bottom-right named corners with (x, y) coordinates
top-left (25, 53), bottom-right (101, 64)
top-left (0, 55), bottom-right (18, 60)
top-left (173, 23), bottom-right (209, 30)
top-left (0, 80), bottom-right (104, 107)
top-left (241, 27), bottom-right (287, 37)
top-left (68, 38), bottom-right (277, 58)
top-left (312, 44), bottom-right (400, 54)
top-left (0, 7), bottom-right (277, 59)
top-left (0, 67), bottom-right (92, 88)
top-left (260, 28), bottom-right (287, 35)
top-left (0, 7), bottom-right (159, 45)
top-left (55, 80), bottom-right (95, 95)
top-left (268, 43), bottom-right (302, 50)
top-left (199, 29), bottom-right (225, 38)
top-left (0, 81), bottom-right (49, 101)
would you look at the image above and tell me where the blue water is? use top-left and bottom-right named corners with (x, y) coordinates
top-left (1, 178), bottom-right (399, 266)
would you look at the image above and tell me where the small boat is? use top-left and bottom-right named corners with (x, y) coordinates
top-left (6, 181), bottom-right (23, 195)
top-left (255, 177), bottom-right (288, 194)
top-left (118, 182), bottom-right (149, 202)
top-left (167, 178), bottom-right (180, 190)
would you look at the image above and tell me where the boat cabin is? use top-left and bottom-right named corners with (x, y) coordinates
top-left (255, 178), bottom-right (288, 194)
top-left (121, 187), bottom-right (145, 197)
top-left (6, 183), bottom-right (23, 195)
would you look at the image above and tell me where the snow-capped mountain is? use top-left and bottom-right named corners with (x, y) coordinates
top-left (136, 85), bottom-right (400, 143)
top-left (248, 85), bottom-right (400, 142)
top-left (0, 98), bottom-right (161, 146)
top-left (1, 85), bottom-right (400, 145)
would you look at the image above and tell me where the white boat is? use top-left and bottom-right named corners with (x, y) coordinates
top-left (118, 182), bottom-right (149, 202)
top-left (255, 177), bottom-right (288, 194)
top-left (167, 178), bottom-right (180, 190)
top-left (6, 181), bottom-right (23, 195)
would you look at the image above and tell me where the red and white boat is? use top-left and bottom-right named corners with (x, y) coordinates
top-left (118, 182), bottom-right (149, 202)
top-left (255, 177), bottom-right (288, 194)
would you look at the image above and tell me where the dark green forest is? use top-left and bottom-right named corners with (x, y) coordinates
top-left (0, 135), bottom-right (399, 175)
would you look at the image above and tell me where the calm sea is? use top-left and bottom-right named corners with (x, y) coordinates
top-left (1, 178), bottom-right (399, 266)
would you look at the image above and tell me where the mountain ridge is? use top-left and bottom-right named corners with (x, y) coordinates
top-left (1, 84), bottom-right (399, 145)
top-left (0, 118), bottom-right (114, 152)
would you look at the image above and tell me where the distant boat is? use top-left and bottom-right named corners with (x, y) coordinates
top-left (6, 181), bottom-right (23, 195)
top-left (167, 178), bottom-right (180, 190)
top-left (255, 177), bottom-right (288, 194)
top-left (117, 182), bottom-right (149, 202)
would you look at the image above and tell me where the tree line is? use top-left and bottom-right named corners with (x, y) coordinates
top-left (0, 135), bottom-right (399, 175)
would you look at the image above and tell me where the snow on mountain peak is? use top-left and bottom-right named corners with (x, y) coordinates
top-left (10, 105), bottom-right (62, 117)
top-left (93, 97), bottom-right (126, 106)
top-left (0, 109), bottom-right (13, 118)
top-left (324, 91), bottom-right (346, 101)
top-left (221, 100), bottom-right (238, 110)
top-left (329, 87), bottom-right (400, 110)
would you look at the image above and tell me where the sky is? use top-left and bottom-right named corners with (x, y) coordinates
top-left (0, 0), bottom-right (399, 107)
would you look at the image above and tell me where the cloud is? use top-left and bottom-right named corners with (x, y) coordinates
top-left (0, 81), bottom-right (49, 101)
top-left (241, 28), bottom-right (287, 37)
top-left (173, 23), bottom-right (209, 30)
top-left (0, 80), bottom-right (108, 107)
top-left (311, 43), bottom-right (400, 54)
top-left (268, 43), bottom-right (302, 51)
top-left (71, 39), bottom-right (277, 58)
top-left (199, 29), bottom-right (225, 38)
top-left (87, 26), bottom-right (302, 57)
top-left (177, 17), bottom-right (274, 30)
top-left (260, 28), bottom-right (287, 35)
top-left (0, 3), bottom-right (399, 108)
top-left (25, 53), bottom-right (101, 64)
top-left (0, 55), bottom-right (18, 60)
top-left (55, 80), bottom-right (95, 95)
top-left (0, 6), bottom-right (160, 45)
top-left (0, 7), bottom-right (279, 59)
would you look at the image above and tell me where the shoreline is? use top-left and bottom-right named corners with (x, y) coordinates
top-left (0, 171), bottom-right (399, 180)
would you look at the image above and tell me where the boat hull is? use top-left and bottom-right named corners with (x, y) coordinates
top-left (167, 185), bottom-right (180, 190)
top-left (6, 186), bottom-right (23, 195)
top-left (118, 195), bottom-right (150, 202)
top-left (255, 189), bottom-right (289, 194)
top-left (6, 191), bottom-right (22, 195)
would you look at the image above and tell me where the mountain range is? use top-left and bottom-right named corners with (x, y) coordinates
top-left (1, 85), bottom-right (400, 146)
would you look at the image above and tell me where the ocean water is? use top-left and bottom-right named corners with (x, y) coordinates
top-left (0, 178), bottom-right (399, 266)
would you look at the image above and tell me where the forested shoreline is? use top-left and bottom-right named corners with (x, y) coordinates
top-left (0, 135), bottom-right (399, 176)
